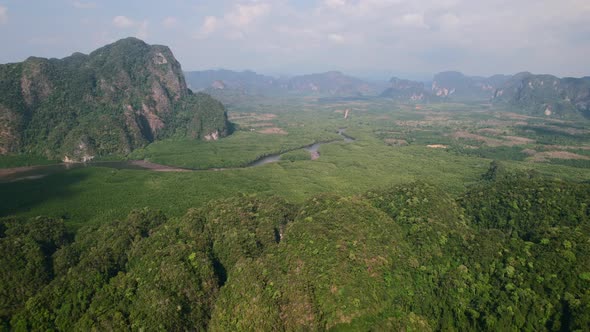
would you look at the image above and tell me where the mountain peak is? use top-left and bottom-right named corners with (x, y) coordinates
top-left (0, 39), bottom-right (230, 160)
top-left (431, 71), bottom-right (510, 100)
top-left (493, 73), bottom-right (590, 119)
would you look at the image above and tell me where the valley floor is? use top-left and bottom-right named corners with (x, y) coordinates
top-left (1, 98), bottom-right (590, 229)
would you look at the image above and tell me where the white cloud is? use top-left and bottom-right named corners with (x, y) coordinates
top-left (225, 3), bottom-right (270, 27)
top-left (437, 13), bottom-right (460, 30)
top-left (72, 1), bottom-right (96, 9)
top-left (320, 0), bottom-right (399, 17)
top-left (226, 30), bottom-right (245, 40)
top-left (396, 13), bottom-right (429, 28)
top-left (194, 2), bottom-right (271, 40)
top-left (113, 16), bottom-right (135, 28)
top-left (33, 0), bottom-right (585, 77)
top-left (328, 33), bottom-right (345, 43)
top-left (137, 20), bottom-right (149, 39)
top-left (162, 16), bottom-right (178, 29)
top-left (194, 16), bottom-right (219, 39)
top-left (112, 16), bottom-right (149, 39)
top-left (251, 1), bottom-right (586, 76)
top-left (324, 0), bottom-right (346, 8)
top-left (202, 16), bottom-right (218, 34)
top-left (0, 5), bottom-right (7, 24)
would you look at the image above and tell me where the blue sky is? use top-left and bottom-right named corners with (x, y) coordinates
top-left (0, 0), bottom-right (589, 79)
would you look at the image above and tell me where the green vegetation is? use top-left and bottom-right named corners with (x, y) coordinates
top-left (3, 99), bottom-right (590, 229)
top-left (2, 172), bottom-right (589, 330)
top-left (0, 38), bottom-right (229, 161)
top-left (493, 73), bottom-right (590, 119)
top-left (0, 142), bottom-right (491, 229)
top-left (2, 81), bottom-right (590, 331)
top-left (281, 149), bottom-right (312, 162)
top-left (129, 129), bottom-right (335, 169)
top-left (0, 154), bottom-right (57, 168)
top-left (452, 145), bottom-right (528, 161)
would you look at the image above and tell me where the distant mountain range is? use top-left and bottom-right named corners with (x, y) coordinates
top-left (492, 72), bottom-right (590, 118)
top-left (380, 77), bottom-right (429, 101)
top-left (185, 70), bottom-right (283, 95)
top-left (286, 71), bottom-right (380, 96)
top-left (186, 68), bottom-right (589, 119)
top-left (431, 71), bottom-right (512, 101)
top-left (0, 38), bottom-right (230, 161)
top-left (190, 68), bottom-right (588, 119)
top-left (185, 70), bottom-right (386, 97)
top-left (185, 69), bottom-right (512, 102)
top-left (385, 71), bottom-right (590, 118)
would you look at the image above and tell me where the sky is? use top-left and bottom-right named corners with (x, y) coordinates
top-left (0, 0), bottom-right (589, 80)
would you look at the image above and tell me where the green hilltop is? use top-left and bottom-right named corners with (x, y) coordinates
top-left (492, 72), bottom-right (590, 119)
top-left (1, 170), bottom-right (590, 331)
top-left (0, 37), bottom-right (230, 161)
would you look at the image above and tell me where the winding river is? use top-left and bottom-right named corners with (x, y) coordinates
top-left (247, 129), bottom-right (354, 167)
top-left (0, 129), bottom-right (355, 183)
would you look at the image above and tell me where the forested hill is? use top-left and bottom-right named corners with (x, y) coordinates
top-left (185, 69), bottom-right (283, 95)
top-left (431, 71), bottom-right (511, 101)
top-left (185, 69), bottom-right (385, 97)
top-left (492, 72), bottom-right (590, 119)
top-left (0, 37), bottom-right (230, 161)
top-left (380, 76), bottom-right (430, 101)
top-left (2, 168), bottom-right (589, 331)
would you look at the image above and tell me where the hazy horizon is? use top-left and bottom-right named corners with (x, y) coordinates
top-left (1, 0), bottom-right (589, 79)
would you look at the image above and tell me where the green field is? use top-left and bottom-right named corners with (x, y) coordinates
top-left (2, 99), bottom-right (590, 230)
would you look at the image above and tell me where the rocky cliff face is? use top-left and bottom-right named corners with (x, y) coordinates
top-left (380, 77), bottom-right (429, 101)
top-left (0, 38), bottom-right (230, 161)
top-left (432, 71), bottom-right (510, 100)
top-left (492, 72), bottom-right (590, 118)
top-left (286, 71), bottom-right (378, 96)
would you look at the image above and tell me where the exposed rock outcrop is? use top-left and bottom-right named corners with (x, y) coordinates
top-left (492, 72), bottom-right (590, 118)
top-left (380, 77), bottom-right (431, 101)
top-left (0, 37), bottom-right (231, 160)
top-left (432, 71), bottom-right (510, 101)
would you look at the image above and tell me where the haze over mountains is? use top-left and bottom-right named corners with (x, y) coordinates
top-left (186, 68), bottom-right (590, 119)
top-left (185, 70), bottom-right (386, 97)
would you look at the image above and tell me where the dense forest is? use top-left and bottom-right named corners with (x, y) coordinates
top-left (1, 164), bottom-right (589, 331)
top-left (0, 38), bottom-right (230, 161)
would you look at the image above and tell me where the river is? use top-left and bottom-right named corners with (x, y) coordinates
top-left (248, 128), bottom-right (354, 166)
top-left (0, 129), bottom-right (355, 183)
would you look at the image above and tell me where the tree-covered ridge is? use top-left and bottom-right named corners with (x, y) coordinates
top-left (431, 71), bottom-right (511, 101)
top-left (0, 37), bottom-right (230, 161)
top-left (1, 172), bottom-right (590, 331)
top-left (380, 77), bottom-right (431, 102)
top-left (493, 72), bottom-right (590, 119)
top-left (184, 69), bottom-right (386, 98)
